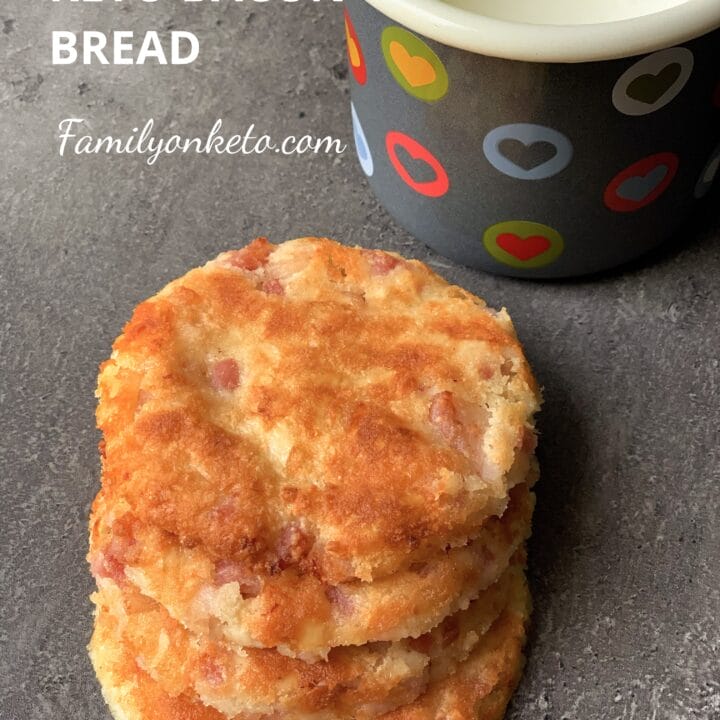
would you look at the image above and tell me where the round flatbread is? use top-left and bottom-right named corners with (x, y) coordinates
top-left (89, 569), bottom-right (531, 720)
top-left (91, 559), bottom-right (525, 720)
top-left (89, 481), bottom-right (535, 659)
top-left (96, 237), bottom-right (540, 585)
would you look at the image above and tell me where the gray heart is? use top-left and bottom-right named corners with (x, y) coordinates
top-left (498, 139), bottom-right (557, 171)
top-left (394, 145), bottom-right (439, 184)
top-left (616, 165), bottom-right (668, 202)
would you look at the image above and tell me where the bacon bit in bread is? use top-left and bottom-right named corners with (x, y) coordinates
top-left (281, 486), bottom-right (299, 503)
top-left (439, 615), bottom-right (461, 647)
top-left (429, 391), bottom-right (495, 481)
top-left (262, 278), bottom-right (284, 296)
top-left (409, 561), bottom-right (432, 578)
top-left (479, 544), bottom-right (496, 564)
top-left (324, 585), bottom-right (354, 614)
top-left (210, 358), bottom-right (240, 391)
top-left (136, 389), bottom-right (153, 411)
top-left (226, 237), bottom-right (274, 271)
top-left (213, 559), bottom-right (262, 598)
top-left (429, 391), bottom-right (469, 455)
top-left (91, 518), bottom-right (137, 583)
top-left (518, 426), bottom-right (537, 454)
top-left (363, 249), bottom-right (401, 275)
top-left (199, 655), bottom-right (226, 688)
top-left (478, 365), bottom-right (494, 380)
top-left (209, 497), bottom-right (236, 523)
top-left (277, 522), bottom-right (315, 568)
top-left (89, 551), bottom-right (126, 583)
top-left (406, 632), bottom-right (433, 655)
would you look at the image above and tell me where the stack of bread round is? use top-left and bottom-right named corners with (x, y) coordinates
top-left (88, 237), bottom-right (541, 720)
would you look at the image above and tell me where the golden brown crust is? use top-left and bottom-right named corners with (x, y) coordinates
top-left (89, 577), bottom-right (530, 720)
top-left (91, 561), bottom-right (525, 720)
top-left (96, 238), bottom-right (540, 583)
top-left (89, 481), bottom-right (534, 658)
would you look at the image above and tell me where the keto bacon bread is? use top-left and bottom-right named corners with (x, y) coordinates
top-left (90, 557), bottom-right (527, 720)
top-left (89, 237), bottom-right (541, 720)
top-left (89, 481), bottom-right (535, 659)
top-left (89, 575), bottom-right (531, 720)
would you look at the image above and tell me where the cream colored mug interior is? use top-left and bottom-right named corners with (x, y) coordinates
top-left (444, 0), bottom-right (690, 25)
top-left (365, 0), bottom-right (720, 61)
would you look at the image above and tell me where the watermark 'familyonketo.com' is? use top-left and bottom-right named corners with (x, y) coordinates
top-left (57, 118), bottom-right (347, 166)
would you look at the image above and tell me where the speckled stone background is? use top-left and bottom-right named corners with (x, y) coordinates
top-left (1, 2), bottom-right (718, 720)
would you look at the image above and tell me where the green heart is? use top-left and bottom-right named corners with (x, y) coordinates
top-left (626, 63), bottom-right (682, 105)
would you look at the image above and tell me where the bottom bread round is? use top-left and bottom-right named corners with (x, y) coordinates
top-left (88, 570), bottom-right (531, 720)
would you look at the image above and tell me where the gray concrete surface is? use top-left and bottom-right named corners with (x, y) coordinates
top-left (1, 2), bottom-right (718, 719)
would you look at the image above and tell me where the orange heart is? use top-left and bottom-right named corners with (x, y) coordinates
top-left (345, 23), bottom-right (361, 68)
top-left (389, 41), bottom-right (436, 88)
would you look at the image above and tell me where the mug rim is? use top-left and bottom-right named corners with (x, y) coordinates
top-left (362, 0), bottom-right (720, 62)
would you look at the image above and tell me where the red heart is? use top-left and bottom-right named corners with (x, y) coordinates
top-left (386, 131), bottom-right (449, 198)
top-left (496, 233), bottom-right (551, 261)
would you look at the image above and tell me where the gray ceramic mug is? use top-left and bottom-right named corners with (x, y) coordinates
top-left (344, 0), bottom-right (720, 278)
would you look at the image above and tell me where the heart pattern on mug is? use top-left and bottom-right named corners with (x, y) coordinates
top-left (498, 139), bottom-right (558, 172)
top-left (695, 142), bottom-right (720, 199)
top-left (394, 145), bottom-right (441, 184)
top-left (386, 130), bottom-right (449, 197)
top-left (626, 63), bottom-right (682, 105)
top-left (496, 233), bottom-right (551, 261)
top-left (604, 152), bottom-right (679, 212)
top-left (388, 42), bottom-right (437, 88)
top-left (484, 124), bottom-right (573, 180)
top-left (613, 47), bottom-right (694, 116)
top-left (344, 10), bottom-right (367, 86)
top-left (351, 102), bottom-right (374, 177)
top-left (616, 165), bottom-right (669, 202)
top-left (381, 26), bottom-right (448, 102)
top-left (703, 156), bottom-right (720, 184)
top-left (347, 37), bottom-right (361, 68)
top-left (347, 7), bottom-right (718, 276)
top-left (483, 221), bottom-right (564, 269)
